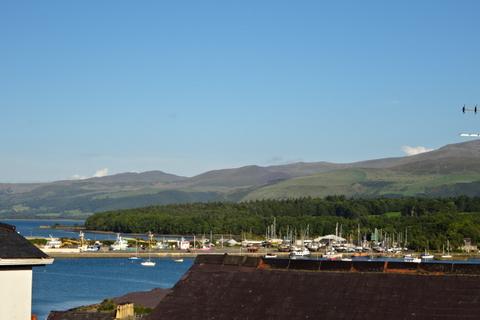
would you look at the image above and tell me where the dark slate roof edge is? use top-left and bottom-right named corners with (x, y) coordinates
top-left (0, 222), bottom-right (51, 260)
top-left (194, 254), bottom-right (480, 276)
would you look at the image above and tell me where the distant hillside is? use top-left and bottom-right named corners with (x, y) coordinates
top-left (84, 170), bottom-right (188, 184)
top-left (243, 169), bottom-right (480, 200)
top-left (1, 140), bottom-right (480, 218)
top-left (245, 140), bottom-right (480, 200)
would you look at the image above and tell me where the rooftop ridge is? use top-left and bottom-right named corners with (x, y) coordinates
top-left (0, 222), bottom-right (51, 261)
top-left (0, 223), bottom-right (16, 232)
top-left (195, 254), bottom-right (480, 276)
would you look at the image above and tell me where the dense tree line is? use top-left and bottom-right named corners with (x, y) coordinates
top-left (85, 196), bottom-right (480, 250)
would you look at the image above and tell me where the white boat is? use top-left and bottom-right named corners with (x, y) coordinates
top-left (128, 239), bottom-right (141, 260)
top-left (441, 241), bottom-right (453, 259)
top-left (289, 247), bottom-right (310, 258)
top-left (323, 251), bottom-right (342, 260)
top-left (341, 258), bottom-right (352, 262)
top-left (84, 240), bottom-right (102, 252)
top-left (110, 234), bottom-right (129, 251)
top-left (307, 243), bottom-right (320, 252)
top-left (156, 239), bottom-right (169, 250)
top-left (421, 242), bottom-right (434, 260)
top-left (264, 253), bottom-right (277, 259)
top-left (420, 251), bottom-right (434, 260)
top-left (173, 258), bottom-right (184, 263)
top-left (141, 232), bottom-right (156, 267)
top-left (85, 245), bottom-right (100, 252)
top-left (44, 235), bottom-right (62, 249)
top-left (404, 254), bottom-right (421, 263)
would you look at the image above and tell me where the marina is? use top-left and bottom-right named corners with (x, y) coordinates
top-left (8, 219), bottom-right (480, 262)
top-left (4, 217), bottom-right (480, 319)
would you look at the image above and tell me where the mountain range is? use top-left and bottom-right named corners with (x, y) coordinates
top-left (1, 140), bottom-right (480, 218)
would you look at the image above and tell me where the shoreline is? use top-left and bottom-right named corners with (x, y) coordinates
top-left (2, 218), bottom-right (85, 222)
top-left (44, 251), bottom-right (285, 258)
top-left (42, 250), bottom-right (480, 260)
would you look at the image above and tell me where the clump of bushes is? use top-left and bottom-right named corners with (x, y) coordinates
top-left (97, 299), bottom-right (116, 311)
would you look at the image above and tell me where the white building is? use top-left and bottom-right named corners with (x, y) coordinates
top-left (178, 237), bottom-right (190, 250)
top-left (0, 223), bottom-right (54, 320)
top-left (314, 234), bottom-right (347, 244)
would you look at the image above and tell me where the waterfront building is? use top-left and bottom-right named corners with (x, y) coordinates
top-left (178, 237), bottom-right (190, 250)
top-left (313, 234), bottom-right (347, 244)
top-left (0, 222), bottom-right (54, 320)
top-left (461, 238), bottom-right (478, 253)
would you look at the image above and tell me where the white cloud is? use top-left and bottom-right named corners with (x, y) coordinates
top-left (70, 174), bottom-right (87, 180)
top-left (69, 168), bottom-right (109, 180)
top-left (401, 145), bottom-right (434, 156)
top-left (93, 168), bottom-right (109, 178)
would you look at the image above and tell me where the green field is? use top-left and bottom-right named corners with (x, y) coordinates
top-left (243, 168), bottom-right (480, 200)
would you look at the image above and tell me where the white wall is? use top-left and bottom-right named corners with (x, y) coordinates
top-left (0, 269), bottom-right (32, 320)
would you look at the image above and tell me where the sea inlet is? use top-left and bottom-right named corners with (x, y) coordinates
top-left (32, 257), bottom-right (193, 320)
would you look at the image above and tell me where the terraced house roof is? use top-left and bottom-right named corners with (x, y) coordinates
top-left (0, 222), bottom-right (52, 266)
top-left (147, 255), bottom-right (480, 320)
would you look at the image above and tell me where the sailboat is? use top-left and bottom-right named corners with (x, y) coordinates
top-left (141, 232), bottom-right (156, 267)
top-left (128, 238), bottom-right (141, 260)
top-left (441, 240), bottom-right (453, 259)
top-left (420, 241), bottom-right (434, 260)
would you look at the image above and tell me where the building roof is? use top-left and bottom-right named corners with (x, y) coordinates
top-left (314, 234), bottom-right (346, 242)
top-left (0, 222), bottom-right (53, 266)
top-left (113, 288), bottom-right (170, 309)
top-left (147, 254), bottom-right (480, 320)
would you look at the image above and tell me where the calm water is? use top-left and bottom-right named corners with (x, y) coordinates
top-left (3, 219), bottom-right (120, 241)
top-left (1, 220), bottom-right (193, 319)
top-left (2, 219), bottom-right (193, 241)
top-left (32, 258), bottom-right (193, 320)
top-left (5, 219), bottom-right (480, 319)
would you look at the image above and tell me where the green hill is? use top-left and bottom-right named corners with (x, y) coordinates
top-left (2, 140), bottom-right (480, 218)
top-left (243, 168), bottom-right (480, 200)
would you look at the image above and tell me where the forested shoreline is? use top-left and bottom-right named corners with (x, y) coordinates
top-left (85, 196), bottom-right (480, 250)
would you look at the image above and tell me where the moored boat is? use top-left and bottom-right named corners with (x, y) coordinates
top-left (141, 260), bottom-right (156, 267)
top-left (44, 235), bottom-right (62, 249)
top-left (441, 241), bottom-right (453, 259)
top-left (141, 231), bottom-right (156, 267)
top-left (404, 254), bottom-right (421, 263)
top-left (420, 251), bottom-right (434, 260)
top-left (322, 251), bottom-right (342, 260)
top-left (289, 247), bottom-right (310, 259)
top-left (110, 234), bottom-right (128, 251)
top-left (128, 239), bottom-right (141, 260)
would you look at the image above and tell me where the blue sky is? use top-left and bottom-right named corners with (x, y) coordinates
top-left (1, 1), bottom-right (479, 182)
